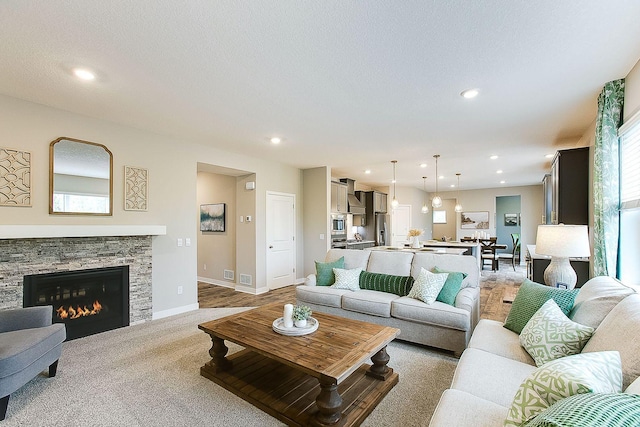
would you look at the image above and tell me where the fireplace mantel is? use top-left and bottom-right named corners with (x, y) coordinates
top-left (0, 225), bottom-right (166, 239)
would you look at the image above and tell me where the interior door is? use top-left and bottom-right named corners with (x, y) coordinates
top-left (391, 204), bottom-right (411, 247)
top-left (266, 191), bottom-right (296, 289)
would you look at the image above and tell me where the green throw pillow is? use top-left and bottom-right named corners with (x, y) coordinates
top-left (524, 392), bottom-right (640, 427)
top-left (432, 266), bottom-right (468, 306)
top-left (504, 279), bottom-right (579, 334)
top-left (505, 351), bottom-right (623, 427)
top-left (359, 271), bottom-right (415, 297)
top-left (315, 257), bottom-right (345, 286)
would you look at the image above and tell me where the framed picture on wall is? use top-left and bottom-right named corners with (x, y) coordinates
top-left (433, 210), bottom-right (447, 224)
top-left (200, 203), bottom-right (226, 232)
top-left (504, 213), bottom-right (518, 226)
top-left (461, 211), bottom-right (489, 229)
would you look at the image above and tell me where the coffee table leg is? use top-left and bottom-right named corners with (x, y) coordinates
top-left (366, 346), bottom-right (394, 380)
top-left (208, 335), bottom-right (233, 372)
top-left (312, 376), bottom-right (343, 426)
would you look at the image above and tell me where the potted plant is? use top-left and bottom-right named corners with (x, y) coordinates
top-left (292, 305), bottom-right (312, 327)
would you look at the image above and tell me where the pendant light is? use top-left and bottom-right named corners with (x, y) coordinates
top-left (421, 176), bottom-right (429, 213)
top-left (454, 173), bottom-right (463, 212)
top-left (391, 160), bottom-right (399, 208)
top-left (431, 155), bottom-right (442, 208)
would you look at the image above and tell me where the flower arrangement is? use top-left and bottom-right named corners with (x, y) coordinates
top-left (407, 229), bottom-right (423, 238)
top-left (292, 304), bottom-right (312, 321)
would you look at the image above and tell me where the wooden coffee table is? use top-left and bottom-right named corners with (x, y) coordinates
top-left (198, 303), bottom-right (400, 426)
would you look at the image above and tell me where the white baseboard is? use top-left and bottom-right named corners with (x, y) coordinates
top-left (197, 276), bottom-right (235, 288)
top-left (152, 303), bottom-right (200, 320)
top-left (235, 284), bottom-right (269, 295)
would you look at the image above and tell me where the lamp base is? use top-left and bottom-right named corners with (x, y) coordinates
top-left (543, 257), bottom-right (577, 289)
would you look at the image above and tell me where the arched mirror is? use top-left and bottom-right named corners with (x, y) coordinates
top-left (49, 137), bottom-right (113, 215)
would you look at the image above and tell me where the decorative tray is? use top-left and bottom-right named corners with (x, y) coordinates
top-left (272, 317), bottom-right (319, 336)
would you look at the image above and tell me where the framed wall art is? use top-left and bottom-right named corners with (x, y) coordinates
top-left (461, 211), bottom-right (489, 229)
top-left (0, 147), bottom-right (31, 207)
top-left (504, 213), bottom-right (518, 226)
top-left (124, 166), bottom-right (148, 211)
top-left (200, 203), bottom-right (226, 232)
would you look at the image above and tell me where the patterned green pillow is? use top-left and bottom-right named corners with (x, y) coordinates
top-left (505, 351), bottom-right (623, 427)
top-left (315, 257), bottom-right (345, 286)
top-left (359, 270), bottom-right (415, 297)
top-left (504, 279), bottom-right (579, 334)
top-left (407, 268), bottom-right (449, 304)
top-left (524, 392), bottom-right (640, 427)
top-left (520, 299), bottom-right (595, 366)
top-left (432, 266), bottom-right (468, 306)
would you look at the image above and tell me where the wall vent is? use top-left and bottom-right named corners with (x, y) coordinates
top-left (223, 270), bottom-right (235, 280)
top-left (239, 274), bottom-right (252, 286)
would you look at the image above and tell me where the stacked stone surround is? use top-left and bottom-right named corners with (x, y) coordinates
top-left (0, 236), bottom-right (152, 324)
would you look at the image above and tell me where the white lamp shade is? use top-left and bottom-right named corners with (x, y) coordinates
top-left (535, 225), bottom-right (590, 258)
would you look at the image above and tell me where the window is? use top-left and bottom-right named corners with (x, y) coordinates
top-left (618, 111), bottom-right (640, 284)
top-left (53, 193), bottom-right (109, 214)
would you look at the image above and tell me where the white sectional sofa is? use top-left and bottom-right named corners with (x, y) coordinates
top-left (296, 248), bottom-right (480, 355)
top-left (429, 276), bottom-right (640, 426)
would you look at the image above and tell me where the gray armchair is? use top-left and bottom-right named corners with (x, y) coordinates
top-left (0, 306), bottom-right (66, 420)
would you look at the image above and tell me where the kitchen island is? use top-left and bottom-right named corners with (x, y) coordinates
top-left (385, 240), bottom-right (481, 267)
top-left (370, 246), bottom-right (468, 256)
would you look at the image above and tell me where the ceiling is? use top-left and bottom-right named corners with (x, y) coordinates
top-left (2, 1), bottom-right (640, 192)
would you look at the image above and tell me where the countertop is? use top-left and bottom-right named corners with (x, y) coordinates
top-left (370, 246), bottom-right (467, 255)
top-left (346, 240), bottom-right (375, 245)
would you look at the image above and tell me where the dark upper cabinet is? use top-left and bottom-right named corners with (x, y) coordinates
top-left (548, 147), bottom-right (589, 225)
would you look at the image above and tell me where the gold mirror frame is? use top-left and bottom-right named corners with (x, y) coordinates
top-left (49, 137), bottom-right (113, 216)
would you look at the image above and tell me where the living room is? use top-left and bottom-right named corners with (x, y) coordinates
top-left (2, 2), bottom-right (640, 425)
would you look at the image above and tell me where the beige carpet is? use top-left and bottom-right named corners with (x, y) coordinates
top-left (4, 308), bottom-right (457, 426)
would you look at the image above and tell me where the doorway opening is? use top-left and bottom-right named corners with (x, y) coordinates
top-left (496, 195), bottom-right (522, 263)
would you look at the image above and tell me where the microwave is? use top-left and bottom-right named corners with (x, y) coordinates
top-left (331, 214), bottom-right (346, 235)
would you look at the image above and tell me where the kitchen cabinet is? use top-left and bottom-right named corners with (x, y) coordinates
top-left (547, 147), bottom-right (589, 225)
top-left (373, 191), bottom-right (387, 213)
top-left (542, 174), bottom-right (552, 224)
top-left (331, 181), bottom-right (348, 213)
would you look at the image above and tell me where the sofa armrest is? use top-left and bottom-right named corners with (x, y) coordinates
top-left (0, 306), bottom-right (53, 333)
top-left (304, 274), bottom-right (317, 286)
top-left (455, 287), bottom-right (478, 313)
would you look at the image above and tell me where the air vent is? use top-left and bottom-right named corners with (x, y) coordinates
top-left (223, 270), bottom-right (234, 280)
top-left (239, 274), bottom-right (252, 286)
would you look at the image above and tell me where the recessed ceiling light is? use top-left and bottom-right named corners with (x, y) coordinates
top-left (420, 163), bottom-right (427, 168)
top-left (364, 169), bottom-right (371, 174)
top-left (496, 170), bottom-right (503, 174)
top-left (391, 179), bottom-right (396, 184)
top-left (439, 175), bottom-right (444, 179)
top-left (460, 88), bottom-right (479, 99)
top-left (73, 68), bottom-right (95, 81)
top-left (490, 155), bottom-right (499, 160)
top-left (270, 137), bottom-right (281, 144)
top-left (450, 184), bottom-right (455, 188)
top-left (545, 154), bottom-right (554, 159)
top-left (500, 180), bottom-right (506, 184)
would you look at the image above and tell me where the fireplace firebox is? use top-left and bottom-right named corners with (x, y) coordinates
top-left (23, 266), bottom-right (130, 340)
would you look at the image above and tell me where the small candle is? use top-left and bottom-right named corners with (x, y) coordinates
top-left (283, 304), bottom-right (293, 328)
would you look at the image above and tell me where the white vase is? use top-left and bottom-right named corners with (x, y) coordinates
top-left (294, 318), bottom-right (307, 328)
top-left (411, 236), bottom-right (421, 248)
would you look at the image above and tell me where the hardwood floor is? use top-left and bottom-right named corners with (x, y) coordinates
top-left (198, 260), bottom-right (527, 322)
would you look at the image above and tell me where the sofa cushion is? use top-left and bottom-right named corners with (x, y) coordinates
top-left (428, 389), bottom-right (508, 427)
top-left (341, 290), bottom-right (399, 317)
top-left (519, 299), bottom-right (594, 366)
top-left (503, 279), bottom-right (579, 334)
top-left (315, 257), bottom-right (345, 286)
top-left (330, 267), bottom-right (362, 291)
top-left (391, 296), bottom-right (470, 331)
top-left (324, 249), bottom-right (371, 270)
top-left (468, 319), bottom-right (535, 365)
top-left (625, 376), bottom-right (640, 394)
top-left (407, 268), bottom-right (448, 304)
top-left (432, 266), bottom-right (467, 305)
top-left (451, 348), bottom-right (537, 407)
top-left (0, 324), bottom-right (66, 378)
top-left (359, 270), bottom-right (414, 297)
top-left (504, 351), bottom-right (622, 427)
top-left (366, 250), bottom-right (414, 276)
top-left (411, 252), bottom-right (479, 289)
top-left (569, 276), bottom-right (636, 328)
top-left (582, 293), bottom-right (640, 389)
top-left (525, 392), bottom-right (640, 427)
top-left (295, 285), bottom-right (350, 308)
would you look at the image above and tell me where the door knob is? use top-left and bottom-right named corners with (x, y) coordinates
top-left (269, 245), bottom-right (273, 249)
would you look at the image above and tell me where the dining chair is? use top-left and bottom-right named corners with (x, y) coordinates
top-left (480, 239), bottom-right (499, 271)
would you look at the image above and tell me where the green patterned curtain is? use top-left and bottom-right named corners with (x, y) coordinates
top-left (593, 79), bottom-right (624, 277)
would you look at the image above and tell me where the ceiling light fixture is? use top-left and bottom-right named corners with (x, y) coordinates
top-left (391, 160), bottom-right (399, 209)
top-left (432, 155), bottom-right (442, 208)
top-left (461, 88), bottom-right (479, 99)
top-left (545, 154), bottom-right (554, 159)
top-left (73, 68), bottom-right (95, 81)
top-left (500, 180), bottom-right (506, 184)
top-left (270, 137), bottom-right (281, 144)
top-left (420, 163), bottom-right (427, 168)
top-left (364, 169), bottom-right (371, 174)
top-left (421, 176), bottom-right (429, 214)
top-left (490, 155), bottom-right (499, 160)
top-left (496, 170), bottom-right (503, 174)
top-left (454, 173), bottom-right (463, 213)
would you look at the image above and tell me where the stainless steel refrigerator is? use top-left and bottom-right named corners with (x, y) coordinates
top-left (375, 214), bottom-right (390, 246)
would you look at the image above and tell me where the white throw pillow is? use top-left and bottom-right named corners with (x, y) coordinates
top-left (407, 268), bottom-right (448, 304)
top-left (520, 299), bottom-right (595, 366)
top-left (505, 351), bottom-right (623, 427)
top-left (330, 268), bottom-right (362, 291)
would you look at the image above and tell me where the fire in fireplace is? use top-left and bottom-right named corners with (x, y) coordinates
top-left (23, 266), bottom-right (130, 340)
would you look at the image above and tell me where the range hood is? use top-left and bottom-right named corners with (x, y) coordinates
top-left (340, 178), bottom-right (366, 215)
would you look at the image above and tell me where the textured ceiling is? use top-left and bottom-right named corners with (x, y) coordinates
top-left (1, 1), bottom-right (640, 191)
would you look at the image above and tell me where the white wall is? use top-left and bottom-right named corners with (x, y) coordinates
top-left (0, 94), bottom-right (303, 316)
top-left (303, 167), bottom-right (331, 276)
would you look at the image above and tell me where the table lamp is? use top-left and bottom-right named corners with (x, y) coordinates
top-left (535, 224), bottom-right (590, 289)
